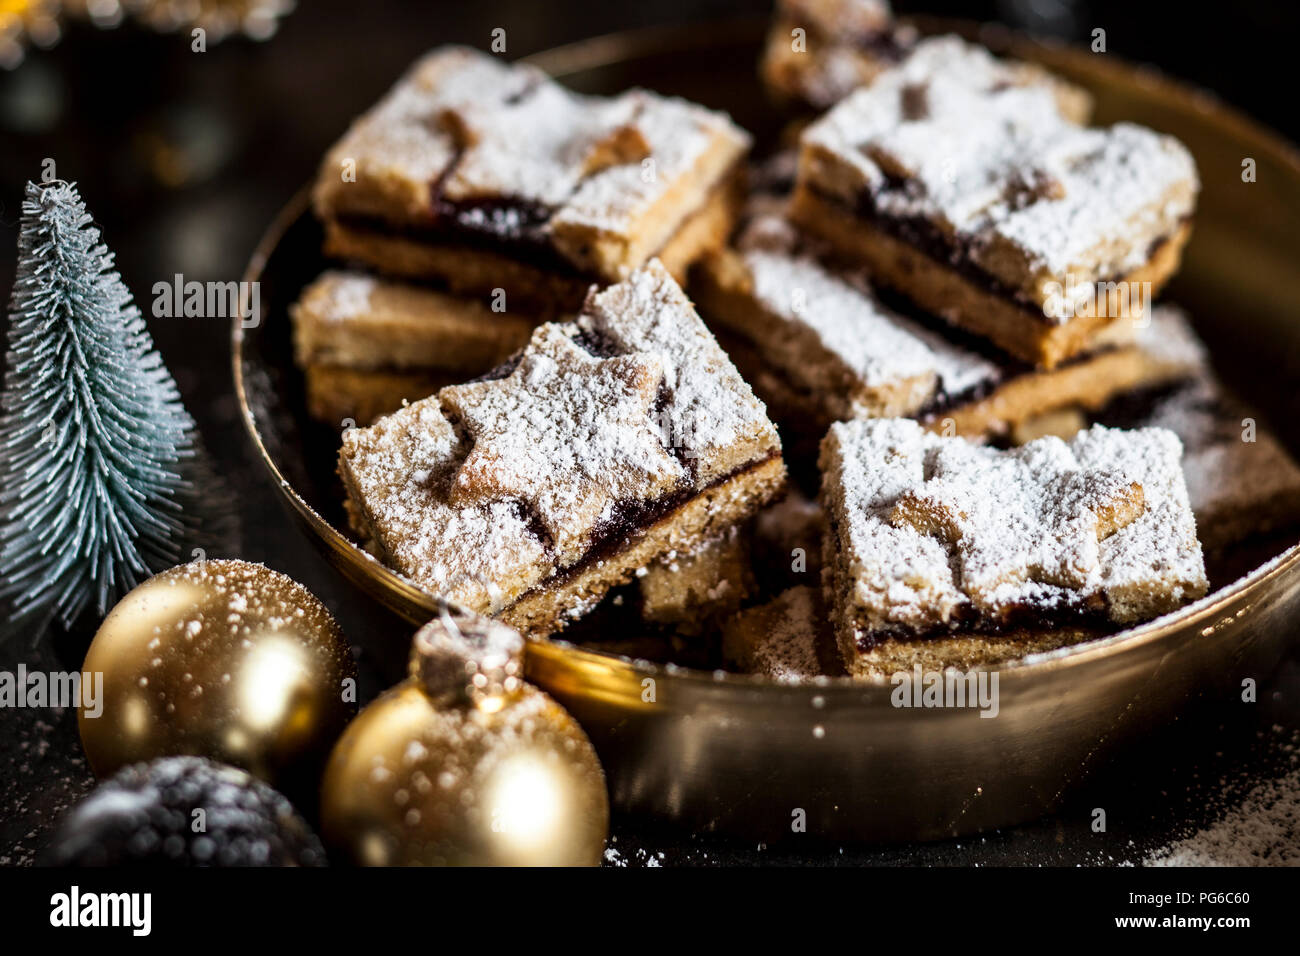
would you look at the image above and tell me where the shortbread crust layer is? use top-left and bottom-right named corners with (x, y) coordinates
top-left (291, 270), bottom-right (538, 373)
top-left (638, 526), bottom-right (756, 634)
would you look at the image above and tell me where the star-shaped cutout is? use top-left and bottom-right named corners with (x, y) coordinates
top-left (889, 438), bottom-right (1145, 615)
top-left (436, 88), bottom-right (648, 208)
top-left (440, 326), bottom-right (685, 566)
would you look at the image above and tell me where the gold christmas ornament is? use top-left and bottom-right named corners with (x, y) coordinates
top-left (79, 559), bottom-right (357, 796)
top-left (320, 610), bottom-right (609, 866)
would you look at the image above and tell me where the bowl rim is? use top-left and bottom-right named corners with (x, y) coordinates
top-left (232, 15), bottom-right (1300, 695)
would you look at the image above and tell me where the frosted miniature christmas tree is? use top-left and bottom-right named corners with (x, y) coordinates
top-left (0, 180), bottom-right (210, 635)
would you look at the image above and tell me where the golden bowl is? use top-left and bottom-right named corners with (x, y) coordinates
top-left (232, 17), bottom-right (1300, 841)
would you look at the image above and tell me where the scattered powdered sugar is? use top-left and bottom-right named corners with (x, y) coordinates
top-left (799, 35), bottom-right (1198, 296)
top-left (1145, 764), bottom-right (1300, 866)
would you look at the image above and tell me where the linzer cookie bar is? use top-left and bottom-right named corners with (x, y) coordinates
top-left (819, 419), bottom-right (1207, 678)
top-left (290, 270), bottom-right (538, 425)
top-left (693, 201), bottom-right (1201, 448)
top-left (313, 46), bottom-right (750, 313)
top-left (338, 261), bottom-right (785, 636)
top-left (761, 3), bottom-right (1091, 122)
top-left (790, 36), bottom-right (1199, 368)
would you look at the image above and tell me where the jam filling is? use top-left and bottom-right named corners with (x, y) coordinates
top-left (822, 515), bottom-right (1117, 650)
top-left (336, 158), bottom-right (745, 283)
top-left (336, 203), bottom-right (588, 279)
top-left (808, 184), bottom-right (1182, 325)
top-left (534, 449), bottom-right (782, 593)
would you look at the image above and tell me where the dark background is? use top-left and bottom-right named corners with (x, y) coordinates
top-left (1, 0), bottom-right (1298, 867)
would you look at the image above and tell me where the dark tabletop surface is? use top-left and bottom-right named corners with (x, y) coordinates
top-left (2, 0), bottom-right (1299, 867)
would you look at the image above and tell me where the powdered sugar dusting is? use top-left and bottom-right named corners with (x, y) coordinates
top-left (581, 260), bottom-right (779, 482)
top-left (340, 400), bottom-right (552, 613)
top-left (821, 419), bottom-right (1207, 637)
top-left (441, 325), bottom-right (685, 566)
top-left (553, 91), bottom-right (749, 235)
top-left (317, 46), bottom-right (749, 272)
top-left (799, 35), bottom-right (1198, 301)
top-left (440, 82), bottom-right (642, 208)
top-left (1145, 762), bottom-right (1300, 866)
top-left (320, 47), bottom-right (529, 201)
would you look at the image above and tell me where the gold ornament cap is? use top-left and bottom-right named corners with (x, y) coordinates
top-left (410, 609), bottom-right (525, 706)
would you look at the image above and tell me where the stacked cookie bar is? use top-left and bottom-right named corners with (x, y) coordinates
top-left (338, 262), bottom-right (785, 637)
top-left (694, 177), bottom-right (1202, 465)
top-left (787, 36), bottom-right (1198, 367)
top-left (818, 420), bottom-right (1207, 677)
top-left (312, 45), bottom-right (748, 311)
top-left (291, 45), bottom-right (750, 426)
